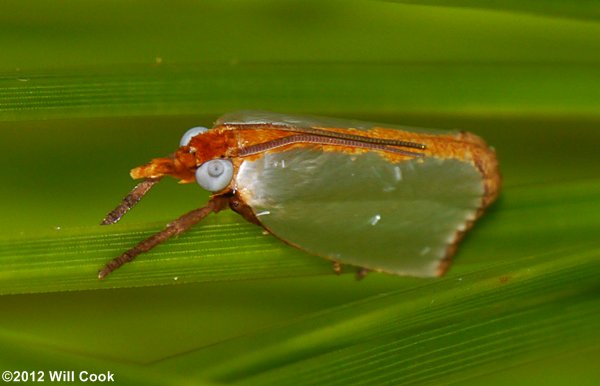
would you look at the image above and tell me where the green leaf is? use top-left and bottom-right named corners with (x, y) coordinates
top-left (154, 245), bottom-right (599, 385)
top-left (1, 176), bottom-right (599, 295)
top-left (2, 63), bottom-right (600, 121)
top-left (1, 1), bottom-right (599, 384)
top-left (0, 213), bottom-right (334, 294)
top-left (387, 0), bottom-right (600, 22)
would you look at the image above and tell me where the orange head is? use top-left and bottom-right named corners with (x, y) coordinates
top-left (129, 126), bottom-right (235, 184)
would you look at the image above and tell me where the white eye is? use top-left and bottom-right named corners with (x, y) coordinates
top-left (195, 159), bottom-right (234, 192)
top-left (180, 126), bottom-right (208, 147)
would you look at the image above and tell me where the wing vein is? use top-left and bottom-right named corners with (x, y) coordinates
top-left (238, 134), bottom-right (425, 158)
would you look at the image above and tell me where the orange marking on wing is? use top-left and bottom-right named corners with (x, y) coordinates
top-left (222, 124), bottom-right (500, 208)
top-left (129, 123), bottom-right (500, 211)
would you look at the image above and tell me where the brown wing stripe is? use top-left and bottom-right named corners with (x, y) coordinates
top-left (238, 134), bottom-right (425, 157)
top-left (233, 124), bottom-right (426, 150)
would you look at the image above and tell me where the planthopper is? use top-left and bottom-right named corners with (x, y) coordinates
top-left (99, 111), bottom-right (500, 279)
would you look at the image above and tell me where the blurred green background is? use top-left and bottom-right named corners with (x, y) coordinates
top-left (0, 1), bottom-right (599, 385)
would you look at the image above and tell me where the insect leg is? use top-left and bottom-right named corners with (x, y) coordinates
top-left (98, 195), bottom-right (230, 279)
top-left (101, 177), bottom-right (162, 225)
top-left (228, 195), bottom-right (261, 225)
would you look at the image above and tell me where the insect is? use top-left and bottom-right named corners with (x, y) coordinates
top-left (99, 111), bottom-right (500, 279)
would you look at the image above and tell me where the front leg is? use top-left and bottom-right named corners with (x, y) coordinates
top-left (98, 195), bottom-right (230, 279)
top-left (228, 194), bottom-right (261, 225)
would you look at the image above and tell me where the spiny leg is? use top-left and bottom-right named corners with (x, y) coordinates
top-left (101, 177), bottom-right (162, 225)
top-left (98, 196), bottom-right (229, 279)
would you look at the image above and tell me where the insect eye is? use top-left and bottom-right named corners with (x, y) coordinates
top-left (195, 159), bottom-right (234, 192)
top-left (180, 126), bottom-right (208, 147)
